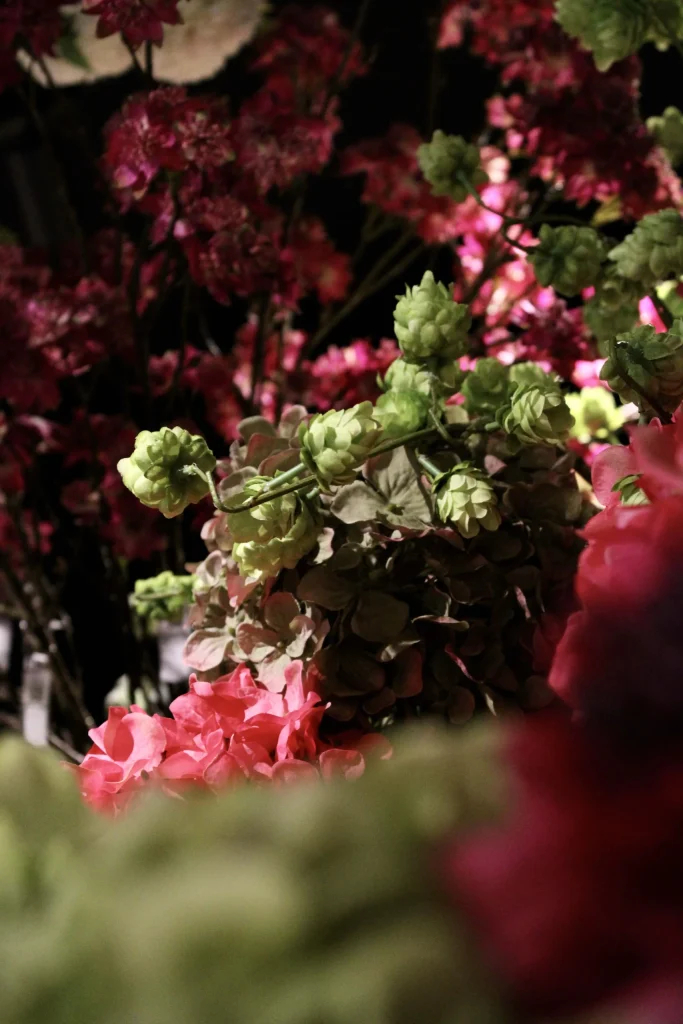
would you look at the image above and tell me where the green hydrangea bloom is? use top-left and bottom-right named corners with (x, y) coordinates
top-left (117, 426), bottom-right (216, 518)
top-left (582, 267), bottom-right (641, 344)
top-left (299, 402), bottom-right (382, 486)
top-left (600, 319), bottom-right (683, 414)
top-left (228, 476), bottom-right (319, 581)
top-left (566, 387), bottom-right (627, 443)
top-left (461, 357), bottom-right (510, 417)
top-left (436, 464), bottom-right (502, 539)
top-left (374, 391), bottom-right (431, 438)
top-left (498, 372), bottom-right (574, 446)
top-left (394, 271), bottom-right (471, 363)
top-left (647, 106), bottom-right (683, 166)
top-left (609, 209), bottom-right (683, 288)
top-left (555, 0), bottom-right (682, 71)
top-left (417, 130), bottom-right (488, 202)
top-left (131, 571), bottom-right (195, 625)
top-left (531, 224), bottom-right (605, 296)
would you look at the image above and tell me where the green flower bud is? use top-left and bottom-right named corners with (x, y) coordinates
top-left (131, 571), bottom-right (195, 625)
top-left (508, 362), bottom-right (552, 388)
top-left (417, 130), bottom-right (488, 203)
top-left (117, 427), bottom-right (216, 519)
top-left (555, 0), bottom-right (682, 71)
top-left (436, 360), bottom-right (467, 395)
top-left (228, 476), bottom-right (319, 581)
top-left (566, 386), bottom-right (627, 443)
top-left (394, 271), bottom-right (471, 364)
top-left (383, 357), bottom-right (435, 397)
top-left (461, 357), bottom-right (510, 417)
top-left (582, 267), bottom-right (641, 343)
top-left (435, 464), bottom-right (502, 539)
top-left (498, 371), bottom-right (574, 446)
top-left (647, 106), bottom-right (683, 166)
top-left (531, 224), bottom-right (605, 296)
top-left (600, 320), bottom-right (683, 414)
top-left (609, 209), bottom-right (683, 288)
top-left (299, 403), bottom-right (382, 486)
top-left (374, 391), bottom-right (430, 439)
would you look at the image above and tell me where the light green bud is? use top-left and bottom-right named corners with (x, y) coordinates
top-left (131, 571), bottom-right (195, 625)
top-left (600, 319), bottom-right (683, 414)
top-left (299, 402), bottom-right (382, 486)
top-left (613, 472), bottom-right (649, 506)
top-left (417, 130), bottom-right (488, 203)
top-left (609, 208), bottom-right (683, 288)
top-left (394, 271), bottom-right (471, 364)
top-left (531, 224), bottom-right (605, 296)
top-left (435, 464), bottom-right (502, 539)
top-left (229, 476), bottom-right (319, 581)
top-left (383, 358), bottom-right (435, 397)
top-left (647, 106), bottom-right (683, 166)
top-left (374, 391), bottom-right (430, 439)
top-left (117, 426), bottom-right (216, 518)
top-left (461, 357), bottom-right (510, 417)
top-left (498, 371), bottom-right (574, 446)
top-left (583, 267), bottom-right (641, 343)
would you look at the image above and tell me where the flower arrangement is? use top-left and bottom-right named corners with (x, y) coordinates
top-left (2, 1), bottom-right (683, 1020)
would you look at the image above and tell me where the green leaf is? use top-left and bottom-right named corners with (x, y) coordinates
top-left (297, 566), bottom-right (358, 611)
top-left (351, 591), bottom-right (410, 643)
top-left (364, 446), bottom-right (433, 527)
top-left (330, 481), bottom-right (385, 524)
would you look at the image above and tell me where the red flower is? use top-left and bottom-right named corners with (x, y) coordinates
top-left (447, 715), bottom-right (683, 1019)
top-left (103, 88), bottom-right (232, 209)
top-left (82, 0), bottom-right (183, 47)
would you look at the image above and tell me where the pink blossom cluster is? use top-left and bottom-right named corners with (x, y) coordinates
top-left (75, 661), bottom-right (390, 813)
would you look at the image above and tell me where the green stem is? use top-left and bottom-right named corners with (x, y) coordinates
top-left (417, 454), bottom-right (441, 478)
top-left (262, 464), bottom-right (305, 491)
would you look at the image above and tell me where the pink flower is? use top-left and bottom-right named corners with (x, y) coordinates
top-left (74, 662), bottom-right (389, 812)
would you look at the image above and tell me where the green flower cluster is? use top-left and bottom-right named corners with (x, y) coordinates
top-left (555, 0), bottom-right (683, 71)
top-left (394, 271), bottom-right (471, 364)
top-left (647, 106), bottom-right (683, 166)
top-left (0, 729), bottom-right (511, 1024)
top-left (118, 426), bottom-right (216, 518)
top-left (417, 130), bottom-right (488, 203)
top-left (130, 571), bottom-right (196, 625)
top-left (228, 475), bottom-right (319, 581)
top-left (531, 224), bottom-right (605, 296)
top-left (600, 319), bottom-right (683, 414)
top-left (608, 208), bottom-right (683, 288)
top-left (436, 464), bottom-right (502, 539)
top-left (299, 403), bottom-right (382, 485)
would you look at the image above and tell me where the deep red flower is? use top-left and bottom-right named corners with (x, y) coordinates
top-left (82, 0), bottom-right (183, 47)
top-left (0, 0), bottom-right (62, 57)
top-left (103, 88), bottom-right (232, 209)
top-left (447, 715), bottom-right (683, 1019)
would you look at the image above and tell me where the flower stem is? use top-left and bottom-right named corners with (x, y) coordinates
top-left (262, 464), bottom-right (306, 491)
